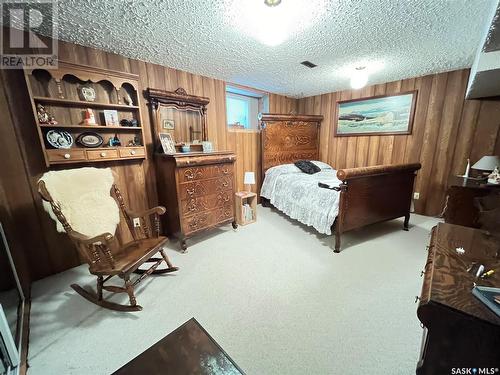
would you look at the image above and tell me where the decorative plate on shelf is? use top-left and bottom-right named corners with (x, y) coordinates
top-left (46, 130), bottom-right (73, 149)
top-left (78, 86), bottom-right (96, 102)
top-left (76, 132), bottom-right (103, 148)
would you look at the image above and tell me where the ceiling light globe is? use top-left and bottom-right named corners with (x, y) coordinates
top-left (350, 68), bottom-right (368, 89)
top-left (264, 0), bottom-right (282, 7)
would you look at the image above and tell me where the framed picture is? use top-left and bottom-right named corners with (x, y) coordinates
top-left (162, 119), bottom-right (175, 130)
top-left (103, 110), bottom-right (119, 126)
top-left (335, 91), bottom-right (417, 136)
top-left (159, 133), bottom-right (176, 154)
top-left (202, 141), bottom-right (213, 153)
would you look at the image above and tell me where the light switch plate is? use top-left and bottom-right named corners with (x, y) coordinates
top-left (413, 192), bottom-right (420, 200)
top-left (133, 218), bottom-right (141, 227)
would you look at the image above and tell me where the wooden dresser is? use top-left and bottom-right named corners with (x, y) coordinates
top-left (155, 151), bottom-right (237, 251)
top-left (416, 223), bottom-right (500, 374)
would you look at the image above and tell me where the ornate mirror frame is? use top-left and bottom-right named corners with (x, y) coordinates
top-left (146, 87), bottom-right (210, 149)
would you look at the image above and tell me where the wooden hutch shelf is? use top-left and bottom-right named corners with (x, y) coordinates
top-left (33, 96), bottom-right (140, 110)
top-left (39, 124), bottom-right (142, 130)
top-left (24, 61), bottom-right (147, 167)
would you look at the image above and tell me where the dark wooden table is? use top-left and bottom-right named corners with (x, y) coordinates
top-left (113, 318), bottom-right (245, 375)
top-left (443, 176), bottom-right (500, 228)
top-left (416, 223), bottom-right (500, 374)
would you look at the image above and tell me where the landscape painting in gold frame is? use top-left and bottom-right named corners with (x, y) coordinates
top-left (335, 91), bottom-right (417, 136)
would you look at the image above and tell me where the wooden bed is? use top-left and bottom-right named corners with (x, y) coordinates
top-left (259, 113), bottom-right (421, 252)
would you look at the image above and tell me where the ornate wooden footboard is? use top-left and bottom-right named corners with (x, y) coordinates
top-left (259, 113), bottom-right (421, 253)
top-left (333, 163), bottom-right (421, 252)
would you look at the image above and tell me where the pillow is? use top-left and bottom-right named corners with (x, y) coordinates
top-left (311, 160), bottom-right (333, 170)
top-left (294, 160), bottom-right (321, 174)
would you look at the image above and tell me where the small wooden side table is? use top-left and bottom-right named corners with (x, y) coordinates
top-left (235, 192), bottom-right (257, 225)
top-left (443, 176), bottom-right (500, 228)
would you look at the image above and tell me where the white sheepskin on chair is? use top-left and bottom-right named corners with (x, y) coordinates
top-left (40, 167), bottom-right (120, 238)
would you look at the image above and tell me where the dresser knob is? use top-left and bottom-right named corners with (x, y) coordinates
top-left (64, 153), bottom-right (70, 159)
top-left (130, 150), bottom-right (136, 155)
top-left (100, 152), bottom-right (106, 157)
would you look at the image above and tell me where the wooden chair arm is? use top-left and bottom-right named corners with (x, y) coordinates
top-left (125, 206), bottom-right (166, 239)
top-left (68, 230), bottom-right (115, 246)
top-left (126, 206), bottom-right (166, 219)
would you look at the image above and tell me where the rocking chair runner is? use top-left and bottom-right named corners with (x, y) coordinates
top-left (38, 170), bottom-right (179, 312)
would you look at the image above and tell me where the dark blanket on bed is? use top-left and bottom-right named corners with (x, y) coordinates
top-left (294, 160), bottom-right (321, 174)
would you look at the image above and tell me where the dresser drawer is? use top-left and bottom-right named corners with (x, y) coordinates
top-left (214, 205), bottom-right (234, 222)
top-left (182, 211), bottom-right (213, 235)
top-left (178, 163), bottom-right (234, 183)
top-left (119, 147), bottom-right (145, 158)
top-left (179, 177), bottom-right (233, 200)
top-left (180, 191), bottom-right (233, 216)
top-left (181, 203), bottom-right (234, 235)
top-left (47, 149), bottom-right (86, 162)
top-left (419, 228), bottom-right (437, 306)
top-left (87, 149), bottom-right (119, 160)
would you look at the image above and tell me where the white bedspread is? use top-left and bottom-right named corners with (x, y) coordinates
top-left (260, 162), bottom-right (342, 235)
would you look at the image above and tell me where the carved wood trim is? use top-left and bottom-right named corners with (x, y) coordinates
top-left (25, 60), bottom-right (140, 91)
top-left (259, 113), bottom-right (324, 123)
top-left (147, 87), bottom-right (210, 107)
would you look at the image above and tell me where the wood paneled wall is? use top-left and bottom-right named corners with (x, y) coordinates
top-left (226, 94), bottom-right (298, 195)
top-left (297, 69), bottom-right (500, 216)
top-left (0, 37), bottom-right (296, 282)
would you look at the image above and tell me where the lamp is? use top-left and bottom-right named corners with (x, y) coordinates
top-left (472, 155), bottom-right (500, 174)
top-left (244, 171), bottom-right (256, 193)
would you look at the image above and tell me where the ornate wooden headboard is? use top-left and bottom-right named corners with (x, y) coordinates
top-left (260, 113), bottom-right (323, 177)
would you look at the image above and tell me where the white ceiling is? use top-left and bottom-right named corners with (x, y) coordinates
top-left (41, 0), bottom-right (499, 97)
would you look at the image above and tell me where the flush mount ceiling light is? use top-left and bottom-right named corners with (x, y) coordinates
top-left (225, 0), bottom-right (326, 47)
top-left (264, 0), bottom-right (282, 7)
top-left (350, 66), bottom-right (368, 89)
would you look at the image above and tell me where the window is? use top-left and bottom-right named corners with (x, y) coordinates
top-left (227, 94), bottom-right (250, 128)
top-left (226, 85), bottom-right (269, 130)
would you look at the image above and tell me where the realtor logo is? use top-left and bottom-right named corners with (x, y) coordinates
top-left (0, 0), bottom-right (58, 69)
top-left (451, 368), bottom-right (499, 374)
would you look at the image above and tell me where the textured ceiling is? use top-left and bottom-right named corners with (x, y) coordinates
top-left (31, 0), bottom-right (500, 97)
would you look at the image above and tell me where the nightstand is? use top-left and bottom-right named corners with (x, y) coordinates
top-left (235, 192), bottom-right (257, 225)
top-left (443, 176), bottom-right (500, 228)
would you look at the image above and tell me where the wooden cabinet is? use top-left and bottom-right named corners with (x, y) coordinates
top-left (24, 61), bottom-right (147, 166)
top-left (416, 223), bottom-right (500, 374)
top-left (156, 151), bottom-right (237, 251)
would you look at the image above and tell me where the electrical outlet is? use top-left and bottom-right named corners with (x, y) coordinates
top-left (413, 192), bottom-right (420, 200)
top-left (133, 218), bottom-right (141, 227)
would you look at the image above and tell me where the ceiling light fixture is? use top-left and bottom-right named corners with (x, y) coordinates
top-left (350, 66), bottom-right (368, 89)
top-left (225, 0), bottom-right (326, 47)
top-left (264, 0), bottom-right (282, 7)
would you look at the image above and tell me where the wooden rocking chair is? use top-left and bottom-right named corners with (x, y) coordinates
top-left (38, 171), bottom-right (179, 312)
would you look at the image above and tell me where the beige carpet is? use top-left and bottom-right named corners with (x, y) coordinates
top-left (28, 205), bottom-right (439, 374)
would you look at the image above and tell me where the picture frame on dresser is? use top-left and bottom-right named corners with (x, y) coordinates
top-left (147, 87), bottom-right (237, 251)
top-left (159, 133), bottom-right (176, 154)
